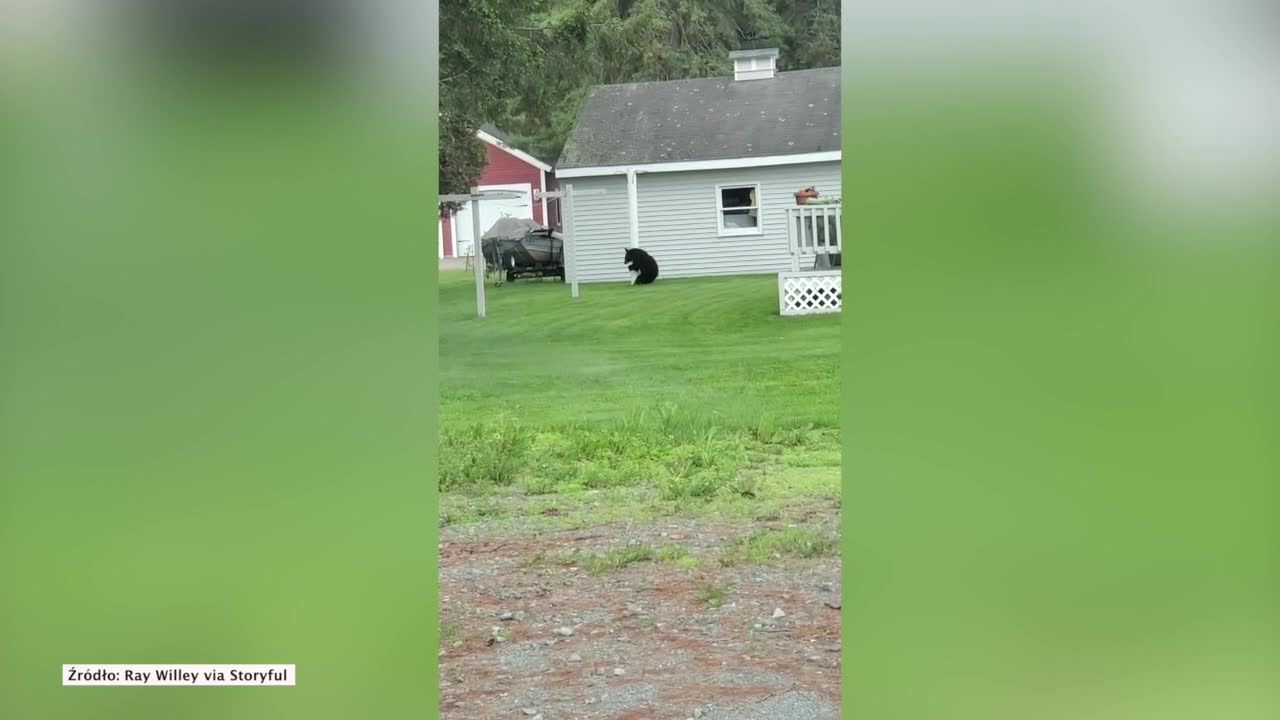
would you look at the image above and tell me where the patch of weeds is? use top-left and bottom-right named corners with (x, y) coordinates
top-left (439, 414), bottom-right (533, 491)
top-left (604, 429), bottom-right (639, 457)
top-left (781, 447), bottom-right (842, 469)
top-left (538, 541), bottom-right (693, 574)
top-left (692, 428), bottom-right (725, 467)
top-left (552, 500), bottom-right (659, 532)
top-left (440, 623), bottom-right (460, 645)
top-left (576, 457), bottom-right (658, 489)
top-left (655, 435), bottom-right (746, 498)
top-left (776, 423), bottom-right (818, 447)
top-left (660, 403), bottom-right (737, 444)
top-left (562, 428), bottom-right (618, 462)
top-left (749, 414), bottom-right (782, 444)
top-left (530, 501), bottom-right (565, 518)
top-left (527, 424), bottom-right (668, 491)
top-left (722, 527), bottom-right (838, 565)
top-left (439, 495), bottom-right (510, 526)
top-left (658, 467), bottom-right (725, 501)
top-left (750, 502), bottom-right (784, 522)
top-left (521, 551), bottom-right (550, 568)
top-left (594, 486), bottom-right (634, 504)
top-left (757, 465), bottom-right (840, 501)
top-left (522, 475), bottom-right (562, 495)
top-left (727, 470), bottom-right (764, 499)
top-left (655, 545), bottom-right (690, 563)
top-left (438, 506), bottom-right (465, 526)
top-left (673, 554), bottom-right (701, 571)
top-left (583, 544), bottom-right (655, 574)
top-left (695, 583), bottom-right (728, 609)
top-left (654, 401), bottom-right (689, 438)
top-left (618, 406), bottom-right (650, 435)
top-left (443, 403), bottom-right (839, 521)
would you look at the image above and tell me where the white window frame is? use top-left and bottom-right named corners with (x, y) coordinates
top-left (715, 182), bottom-right (763, 237)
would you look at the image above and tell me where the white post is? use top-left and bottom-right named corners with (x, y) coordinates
top-left (791, 208), bottom-right (802, 271)
top-left (808, 209), bottom-right (819, 257)
top-left (471, 186), bottom-right (485, 319)
top-left (442, 188), bottom-right (522, 319)
top-left (564, 183), bottom-right (579, 299)
top-left (829, 202), bottom-right (839, 252)
top-left (626, 169), bottom-right (640, 249)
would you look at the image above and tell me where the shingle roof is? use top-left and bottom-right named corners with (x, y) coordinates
top-left (556, 66), bottom-right (840, 169)
top-left (479, 123), bottom-right (557, 168)
top-left (479, 123), bottom-right (515, 144)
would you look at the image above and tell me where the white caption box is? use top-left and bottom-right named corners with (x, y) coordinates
top-left (64, 664), bottom-right (295, 686)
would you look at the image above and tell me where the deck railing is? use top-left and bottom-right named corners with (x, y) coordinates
top-left (786, 203), bottom-right (841, 271)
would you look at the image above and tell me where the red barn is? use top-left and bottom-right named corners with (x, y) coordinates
top-left (439, 125), bottom-right (559, 258)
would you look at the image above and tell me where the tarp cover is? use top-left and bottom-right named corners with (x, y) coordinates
top-left (481, 217), bottom-right (542, 241)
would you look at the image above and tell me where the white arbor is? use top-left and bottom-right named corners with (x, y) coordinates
top-left (441, 184), bottom-right (604, 318)
top-left (440, 188), bottom-right (522, 318)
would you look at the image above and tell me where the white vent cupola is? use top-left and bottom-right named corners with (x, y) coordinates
top-left (730, 48), bottom-right (778, 81)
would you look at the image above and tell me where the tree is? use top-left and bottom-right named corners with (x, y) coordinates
top-left (439, 1), bottom-right (842, 202)
top-left (497, 0), bottom-right (841, 164)
top-left (438, 0), bottom-right (542, 209)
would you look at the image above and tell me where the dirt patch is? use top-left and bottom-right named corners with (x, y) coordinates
top-left (439, 513), bottom-right (840, 720)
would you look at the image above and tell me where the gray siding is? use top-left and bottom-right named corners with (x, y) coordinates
top-left (564, 176), bottom-right (631, 282)
top-left (565, 162), bottom-right (840, 283)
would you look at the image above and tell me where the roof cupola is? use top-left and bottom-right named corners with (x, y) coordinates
top-left (729, 47), bottom-right (779, 81)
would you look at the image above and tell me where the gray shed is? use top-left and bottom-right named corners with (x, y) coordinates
top-left (556, 49), bottom-right (841, 285)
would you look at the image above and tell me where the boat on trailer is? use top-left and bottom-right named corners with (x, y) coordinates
top-left (479, 217), bottom-right (565, 282)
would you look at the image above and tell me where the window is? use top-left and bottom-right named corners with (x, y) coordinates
top-left (737, 57), bottom-right (775, 72)
top-left (716, 183), bottom-right (761, 236)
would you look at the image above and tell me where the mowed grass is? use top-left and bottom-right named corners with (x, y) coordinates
top-left (438, 270), bottom-right (841, 524)
top-left (439, 270), bottom-right (838, 428)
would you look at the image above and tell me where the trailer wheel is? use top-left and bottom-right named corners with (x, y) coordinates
top-left (506, 269), bottom-right (516, 282)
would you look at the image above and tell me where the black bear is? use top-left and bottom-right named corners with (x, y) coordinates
top-left (623, 248), bottom-right (659, 285)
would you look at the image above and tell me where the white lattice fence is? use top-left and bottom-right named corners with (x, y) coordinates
top-left (779, 270), bottom-right (842, 316)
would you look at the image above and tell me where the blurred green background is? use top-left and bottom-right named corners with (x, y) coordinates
top-left (1, 42), bottom-right (437, 720)
top-left (3, 5), bottom-right (1276, 720)
top-left (839, 57), bottom-right (1276, 720)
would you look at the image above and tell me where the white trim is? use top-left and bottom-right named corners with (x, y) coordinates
top-left (539, 170), bottom-right (548, 226)
top-left (476, 130), bottom-right (553, 173)
top-left (563, 184), bottom-right (579, 298)
top-left (477, 182), bottom-right (532, 202)
top-left (734, 55), bottom-right (777, 81)
top-left (438, 218), bottom-right (444, 258)
top-left (715, 182), bottom-right (763, 237)
top-left (626, 169), bottom-right (640, 248)
top-left (556, 151), bottom-right (840, 178)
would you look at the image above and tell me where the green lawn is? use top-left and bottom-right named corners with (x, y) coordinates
top-left (437, 269), bottom-right (841, 523)
top-left (439, 270), bottom-right (839, 428)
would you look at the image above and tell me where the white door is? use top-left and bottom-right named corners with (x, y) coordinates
top-left (453, 182), bottom-right (533, 258)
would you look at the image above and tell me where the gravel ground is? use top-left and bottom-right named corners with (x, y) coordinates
top-left (439, 512), bottom-right (841, 720)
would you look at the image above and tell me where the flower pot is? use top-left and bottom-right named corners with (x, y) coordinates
top-left (794, 187), bottom-right (819, 205)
